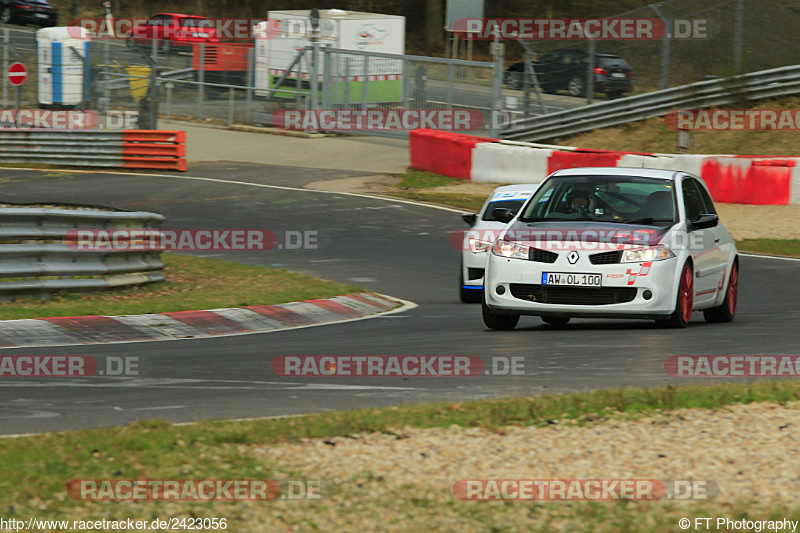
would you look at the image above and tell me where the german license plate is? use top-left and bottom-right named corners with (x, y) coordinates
top-left (542, 272), bottom-right (602, 288)
top-left (35, 13), bottom-right (48, 18)
top-left (612, 72), bottom-right (625, 78)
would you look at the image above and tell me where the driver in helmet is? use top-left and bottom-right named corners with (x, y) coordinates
top-left (565, 187), bottom-right (593, 217)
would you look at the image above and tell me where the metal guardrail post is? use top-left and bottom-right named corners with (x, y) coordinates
top-left (197, 42), bottom-right (205, 120)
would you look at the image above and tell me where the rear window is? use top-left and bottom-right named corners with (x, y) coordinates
top-left (180, 17), bottom-right (213, 28)
top-left (597, 56), bottom-right (631, 69)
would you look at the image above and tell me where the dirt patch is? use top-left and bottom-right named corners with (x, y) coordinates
top-left (716, 203), bottom-right (800, 240)
top-left (305, 175), bottom-right (402, 194)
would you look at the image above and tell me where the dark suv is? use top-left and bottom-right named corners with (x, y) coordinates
top-left (505, 49), bottom-right (633, 99)
top-left (0, 0), bottom-right (57, 27)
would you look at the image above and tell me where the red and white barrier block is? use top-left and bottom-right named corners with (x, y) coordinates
top-left (409, 129), bottom-right (800, 205)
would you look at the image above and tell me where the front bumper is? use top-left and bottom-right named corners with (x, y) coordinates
top-left (484, 251), bottom-right (679, 318)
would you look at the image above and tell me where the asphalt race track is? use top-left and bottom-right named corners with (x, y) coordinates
top-left (0, 163), bottom-right (798, 435)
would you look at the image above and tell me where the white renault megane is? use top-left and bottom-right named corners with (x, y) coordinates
top-left (482, 167), bottom-right (739, 329)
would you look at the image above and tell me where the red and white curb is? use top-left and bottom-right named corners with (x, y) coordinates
top-left (0, 292), bottom-right (410, 348)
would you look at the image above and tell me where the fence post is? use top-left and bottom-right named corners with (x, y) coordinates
top-left (2, 29), bottom-right (8, 108)
top-left (197, 42), bottom-right (205, 120)
top-left (102, 38), bottom-right (110, 112)
top-left (650, 3), bottom-right (670, 90)
top-left (228, 87), bottom-right (234, 126)
top-left (322, 47), bottom-right (332, 109)
top-left (586, 39), bottom-right (595, 105)
top-left (361, 54), bottom-right (369, 109)
top-left (245, 48), bottom-right (253, 124)
top-left (490, 40), bottom-right (504, 138)
top-left (165, 81), bottom-right (173, 120)
top-left (401, 57), bottom-right (410, 110)
top-left (446, 61), bottom-right (454, 110)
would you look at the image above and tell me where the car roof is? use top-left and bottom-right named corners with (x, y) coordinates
top-left (152, 13), bottom-right (209, 18)
top-left (491, 184), bottom-right (539, 193)
top-left (549, 167), bottom-right (682, 180)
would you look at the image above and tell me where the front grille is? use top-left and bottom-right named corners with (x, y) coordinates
top-left (590, 250), bottom-right (622, 265)
top-left (529, 248), bottom-right (558, 264)
top-left (467, 268), bottom-right (484, 281)
top-left (509, 284), bottom-right (637, 305)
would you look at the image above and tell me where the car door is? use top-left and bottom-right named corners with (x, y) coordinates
top-left (695, 178), bottom-right (729, 295)
top-left (681, 177), bottom-right (719, 304)
top-left (535, 51), bottom-right (562, 90)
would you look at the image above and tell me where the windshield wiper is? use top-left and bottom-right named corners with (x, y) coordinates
top-left (621, 217), bottom-right (675, 225)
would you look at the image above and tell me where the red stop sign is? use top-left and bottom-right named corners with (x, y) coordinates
top-left (8, 62), bottom-right (27, 86)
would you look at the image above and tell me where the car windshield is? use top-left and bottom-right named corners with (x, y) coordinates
top-left (519, 176), bottom-right (677, 224)
top-left (481, 199), bottom-right (526, 221)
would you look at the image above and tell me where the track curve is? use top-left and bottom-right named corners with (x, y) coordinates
top-left (0, 164), bottom-right (797, 435)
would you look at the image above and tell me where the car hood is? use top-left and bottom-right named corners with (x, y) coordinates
top-left (502, 220), bottom-right (668, 247)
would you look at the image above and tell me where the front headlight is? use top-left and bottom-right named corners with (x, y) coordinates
top-left (469, 239), bottom-right (493, 253)
top-left (492, 239), bottom-right (530, 259)
top-left (621, 245), bottom-right (675, 263)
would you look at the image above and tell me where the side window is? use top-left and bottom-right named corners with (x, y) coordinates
top-left (694, 179), bottom-right (717, 215)
top-left (682, 178), bottom-right (705, 222)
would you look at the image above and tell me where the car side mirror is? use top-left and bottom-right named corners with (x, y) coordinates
top-left (690, 213), bottom-right (719, 230)
top-left (461, 213), bottom-right (477, 226)
top-left (493, 208), bottom-right (515, 224)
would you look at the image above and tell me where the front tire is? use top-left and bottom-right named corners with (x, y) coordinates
top-left (656, 262), bottom-right (693, 328)
top-left (542, 316), bottom-right (570, 327)
top-left (482, 300), bottom-right (519, 330)
top-left (704, 260), bottom-right (738, 323)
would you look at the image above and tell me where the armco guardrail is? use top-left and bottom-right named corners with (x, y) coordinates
top-left (0, 130), bottom-right (186, 171)
top-left (503, 65), bottom-right (800, 142)
top-left (0, 204), bottom-right (166, 301)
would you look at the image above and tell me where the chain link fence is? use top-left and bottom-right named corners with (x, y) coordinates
top-left (3, 0), bottom-right (800, 138)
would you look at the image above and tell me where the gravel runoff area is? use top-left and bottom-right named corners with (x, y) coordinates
top-left (157, 402), bottom-right (798, 531)
top-left (306, 177), bottom-right (800, 241)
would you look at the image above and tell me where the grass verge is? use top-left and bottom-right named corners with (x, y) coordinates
top-left (2, 381), bottom-right (800, 529)
top-left (0, 253), bottom-right (361, 320)
top-left (735, 238), bottom-right (800, 258)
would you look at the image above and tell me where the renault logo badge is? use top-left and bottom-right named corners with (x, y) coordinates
top-left (567, 251), bottom-right (580, 264)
